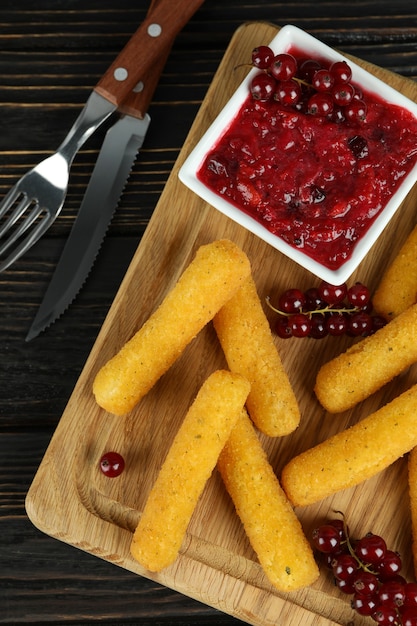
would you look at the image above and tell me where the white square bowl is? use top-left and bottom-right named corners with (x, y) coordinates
top-left (179, 25), bottom-right (417, 285)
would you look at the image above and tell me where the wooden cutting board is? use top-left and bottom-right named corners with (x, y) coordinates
top-left (26, 21), bottom-right (417, 626)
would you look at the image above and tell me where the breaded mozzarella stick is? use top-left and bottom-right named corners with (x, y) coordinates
top-left (282, 384), bottom-right (417, 507)
top-left (213, 276), bottom-right (300, 437)
top-left (315, 303), bottom-right (417, 413)
top-left (218, 410), bottom-right (319, 591)
top-left (130, 370), bottom-right (250, 572)
top-left (93, 239), bottom-right (251, 415)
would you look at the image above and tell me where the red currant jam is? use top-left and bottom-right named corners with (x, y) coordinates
top-left (197, 52), bottom-right (417, 270)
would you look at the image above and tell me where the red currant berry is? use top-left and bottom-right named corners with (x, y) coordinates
top-left (347, 282), bottom-right (371, 307)
top-left (308, 92), bottom-right (334, 116)
top-left (328, 518), bottom-right (349, 541)
top-left (289, 313), bottom-right (312, 338)
top-left (353, 571), bottom-right (379, 597)
top-left (99, 451), bottom-right (125, 477)
top-left (345, 98), bottom-right (367, 122)
top-left (298, 58), bottom-right (321, 82)
top-left (370, 315), bottom-right (388, 334)
top-left (326, 313), bottom-right (349, 336)
top-left (332, 553), bottom-right (358, 581)
top-left (403, 583), bottom-right (417, 608)
top-left (355, 533), bottom-right (387, 566)
top-left (378, 580), bottom-right (405, 607)
top-left (376, 550), bottom-right (402, 580)
top-left (318, 281), bottom-right (347, 305)
top-left (312, 524), bottom-right (341, 553)
top-left (304, 287), bottom-right (327, 311)
top-left (337, 577), bottom-right (357, 594)
top-left (251, 45), bottom-right (275, 69)
top-left (250, 72), bottom-right (276, 101)
top-left (348, 312), bottom-right (373, 336)
top-left (275, 316), bottom-right (292, 339)
top-left (278, 288), bottom-right (306, 314)
top-left (269, 53), bottom-right (298, 81)
top-left (275, 79), bottom-right (302, 106)
top-left (351, 593), bottom-right (378, 616)
top-left (372, 605), bottom-right (399, 625)
top-left (329, 60), bottom-right (352, 84)
top-left (402, 608), bottom-right (417, 626)
top-left (309, 313), bottom-right (328, 339)
top-left (312, 68), bottom-right (335, 92)
top-left (332, 82), bottom-right (355, 107)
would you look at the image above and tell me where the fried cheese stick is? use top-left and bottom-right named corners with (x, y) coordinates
top-left (93, 239), bottom-right (251, 415)
top-left (373, 224), bottom-right (417, 320)
top-left (408, 448), bottom-right (417, 578)
top-left (130, 370), bottom-right (250, 572)
top-left (315, 302), bottom-right (417, 413)
top-left (218, 410), bottom-right (319, 591)
top-left (281, 384), bottom-right (417, 507)
top-left (213, 276), bottom-right (300, 437)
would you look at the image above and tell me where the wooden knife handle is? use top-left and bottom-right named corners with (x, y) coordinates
top-left (117, 0), bottom-right (171, 119)
top-left (95, 0), bottom-right (205, 107)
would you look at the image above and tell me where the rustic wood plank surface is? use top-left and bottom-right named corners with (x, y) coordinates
top-left (1, 2), bottom-right (417, 625)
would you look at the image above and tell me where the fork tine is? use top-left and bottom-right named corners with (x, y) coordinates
top-left (0, 212), bottom-right (55, 272)
top-left (0, 185), bottom-right (25, 219)
top-left (0, 192), bottom-right (31, 238)
top-left (0, 202), bottom-right (47, 257)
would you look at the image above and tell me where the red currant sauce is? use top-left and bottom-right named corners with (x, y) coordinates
top-left (198, 49), bottom-right (417, 270)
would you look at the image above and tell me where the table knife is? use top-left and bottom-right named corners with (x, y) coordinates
top-left (26, 2), bottom-right (200, 341)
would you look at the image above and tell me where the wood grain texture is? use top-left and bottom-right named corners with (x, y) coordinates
top-left (2, 2), bottom-right (417, 625)
top-left (25, 18), bottom-right (417, 626)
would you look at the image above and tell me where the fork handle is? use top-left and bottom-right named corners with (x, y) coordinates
top-left (95, 0), bottom-right (204, 108)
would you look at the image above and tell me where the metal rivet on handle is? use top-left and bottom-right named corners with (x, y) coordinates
top-left (114, 67), bottom-right (128, 81)
top-left (147, 23), bottom-right (162, 37)
top-left (133, 81), bottom-right (145, 93)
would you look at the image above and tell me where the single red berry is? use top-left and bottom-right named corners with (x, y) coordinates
top-left (318, 281), bottom-right (347, 305)
top-left (332, 553), bottom-right (358, 581)
top-left (269, 53), bottom-right (298, 80)
top-left (312, 68), bottom-right (335, 92)
top-left (378, 580), bottom-right (405, 607)
top-left (355, 533), bottom-right (387, 565)
top-left (278, 288), bottom-right (306, 314)
top-left (275, 79), bottom-right (302, 106)
top-left (289, 313), bottom-right (312, 338)
top-left (298, 58), bottom-right (321, 81)
top-left (351, 593), bottom-right (378, 616)
top-left (308, 92), bottom-right (334, 116)
top-left (347, 282), bottom-right (371, 307)
top-left (99, 451), bottom-right (125, 478)
top-left (250, 72), bottom-right (276, 101)
top-left (251, 45), bottom-right (275, 69)
top-left (353, 571), bottom-right (379, 597)
top-left (275, 316), bottom-right (292, 339)
top-left (330, 60), bottom-right (352, 84)
top-left (372, 604), bottom-right (399, 625)
top-left (345, 98), bottom-right (367, 122)
top-left (376, 550), bottom-right (402, 581)
top-left (312, 524), bottom-right (341, 553)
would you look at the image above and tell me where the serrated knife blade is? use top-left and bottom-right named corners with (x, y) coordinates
top-left (25, 112), bottom-right (151, 342)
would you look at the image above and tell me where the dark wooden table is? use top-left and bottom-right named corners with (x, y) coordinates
top-left (1, 2), bottom-right (417, 624)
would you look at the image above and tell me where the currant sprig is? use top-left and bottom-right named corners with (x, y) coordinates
top-left (312, 513), bottom-right (417, 625)
top-left (267, 280), bottom-right (387, 339)
top-left (248, 46), bottom-right (368, 124)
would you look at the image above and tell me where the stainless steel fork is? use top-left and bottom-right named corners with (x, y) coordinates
top-left (0, 93), bottom-right (115, 272)
top-left (0, 0), bottom-right (204, 272)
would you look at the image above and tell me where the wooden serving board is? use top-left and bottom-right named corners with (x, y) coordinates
top-left (26, 22), bottom-right (417, 626)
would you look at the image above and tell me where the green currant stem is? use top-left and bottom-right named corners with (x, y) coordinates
top-left (265, 296), bottom-right (361, 318)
